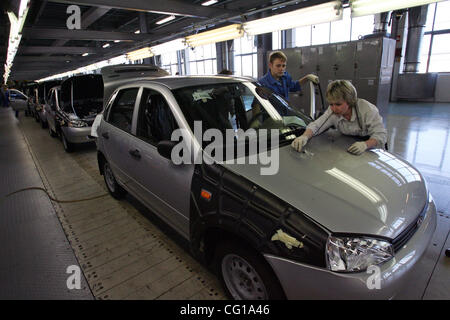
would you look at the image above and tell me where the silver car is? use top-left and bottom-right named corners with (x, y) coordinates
top-left (45, 75), bottom-right (103, 152)
top-left (96, 66), bottom-right (436, 300)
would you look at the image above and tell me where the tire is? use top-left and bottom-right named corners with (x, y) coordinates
top-left (214, 240), bottom-right (286, 300)
top-left (61, 132), bottom-right (74, 153)
top-left (103, 161), bottom-right (126, 199)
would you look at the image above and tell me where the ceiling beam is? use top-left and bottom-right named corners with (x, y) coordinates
top-left (19, 46), bottom-right (102, 54)
top-left (47, 0), bottom-right (233, 18)
top-left (23, 28), bottom-right (149, 41)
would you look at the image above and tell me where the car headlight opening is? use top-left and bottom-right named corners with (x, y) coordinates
top-left (326, 236), bottom-right (394, 272)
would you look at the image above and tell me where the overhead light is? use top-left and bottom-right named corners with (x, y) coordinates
top-left (243, 1), bottom-right (343, 36)
top-left (4, 0), bottom-right (31, 83)
top-left (126, 47), bottom-right (154, 61)
top-left (82, 53), bottom-right (89, 56)
top-left (156, 15), bottom-right (176, 25)
top-left (134, 30), bottom-right (140, 34)
top-left (151, 38), bottom-right (186, 56)
top-left (114, 40), bottom-right (121, 43)
top-left (185, 24), bottom-right (243, 48)
top-left (350, 0), bottom-right (445, 17)
top-left (102, 43), bottom-right (110, 48)
top-left (202, 0), bottom-right (218, 6)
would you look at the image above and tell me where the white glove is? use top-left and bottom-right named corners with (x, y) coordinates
top-left (291, 135), bottom-right (309, 152)
top-left (306, 74), bottom-right (319, 84)
top-left (348, 141), bottom-right (368, 155)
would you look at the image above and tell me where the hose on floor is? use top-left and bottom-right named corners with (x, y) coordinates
top-left (4, 187), bottom-right (109, 203)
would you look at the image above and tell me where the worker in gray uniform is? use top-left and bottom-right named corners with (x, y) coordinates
top-left (292, 80), bottom-right (387, 155)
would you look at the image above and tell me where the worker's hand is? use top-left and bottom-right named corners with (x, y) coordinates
top-left (348, 141), bottom-right (368, 155)
top-left (305, 74), bottom-right (319, 84)
top-left (291, 135), bottom-right (309, 152)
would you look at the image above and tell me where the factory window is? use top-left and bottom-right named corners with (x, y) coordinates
top-left (187, 43), bottom-right (217, 75)
top-left (422, 0), bottom-right (450, 72)
top-left (160, 51), bottom-right (180, 75)
top-left (234, 35), bottom-right (258, 78)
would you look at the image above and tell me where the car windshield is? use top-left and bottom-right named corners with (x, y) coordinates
top-left (172, 81), bottom-right (311, 144)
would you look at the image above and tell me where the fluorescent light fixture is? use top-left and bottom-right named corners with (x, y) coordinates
top-left (134, 30), bottom-right (140, 34)
top-left (150, 38), bottom-right (186, 56)
top-left (114, 40), bottom-right (121, 43)
top-left (102, 43), bottom-right (110, 48)
top-left (37, 54), bottom-right (129, 82)
top-left (4, 0), bottom-right (31, 83)
top-left (202, 0), bottom-right (218, 6)
top-left (185, 24), bottom-right (243, 48)
top-left (243, 1), bottom-right (343, 36)
top-left (82, 52), bottom-right (89, 56)
top-left (126, 47), bottom-right (154, 61)
top-left (156, 15), bottom-right (176, 25)
top-left (350, 0), bottom-right (444, 17)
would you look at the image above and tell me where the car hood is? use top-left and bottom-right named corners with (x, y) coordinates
top-left (221, 130), bottom-right (427, 239)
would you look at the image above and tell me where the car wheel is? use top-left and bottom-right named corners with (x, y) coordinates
top-left (214, 241), bottom-right (286, 300)
top-left (61, 132), bottom-right (74, 153)
top-left (103, 161), bottom-right (126, 199)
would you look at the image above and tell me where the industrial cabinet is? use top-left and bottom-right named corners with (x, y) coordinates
top-left (268, 36), bottom-right (396, 118)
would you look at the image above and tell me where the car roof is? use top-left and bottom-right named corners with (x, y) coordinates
top-left (123, 75), bottom-right (256, 90)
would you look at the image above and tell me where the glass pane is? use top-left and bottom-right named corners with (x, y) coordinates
top-left (429, 33), bottom-right (450, 72)
top-left (242, 55), bottom-right (253, 76)
top-left (204, 44), bottom-right (212, 59)
top-left (212, 60), bottom-right (217, 74)
top-left (272, 31), bottom-right (281, 50)
top-left (434, 0), bottom-right (450, 31)
top-left (351, 15), bottom-right (374, 41)
top-left (189, 62), bottom-right (197, 75)
top-left (330, 7), bottom-right (351, 43)
top-left (197, 61), bottom-right (205, 75)
top-left (418, 34), bottom-right (431, 73)
top-left (425, 3), bottom-right (436, 32)
top-left (241, 35), bottom-right (256, 54)
top-left (311, 22), bottom-right (330, 45)
top-left (295, 25), bottom-right (311, 47)
top-left (205, 59), bottom-right (213, 74)
top-left (234, 38), bottom-right (241, 53)
top-left (253, 53), bottom-right (258, 78)
top-left (234, 55), bottom-right (242, 76)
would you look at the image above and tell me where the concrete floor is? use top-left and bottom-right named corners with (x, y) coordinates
top-left (0, 102), bottom-right (449, 300)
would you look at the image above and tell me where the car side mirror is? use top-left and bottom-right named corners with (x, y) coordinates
top-left (157, 140), bottom-right (178, 160)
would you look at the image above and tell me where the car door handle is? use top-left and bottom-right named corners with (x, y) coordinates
top-left (102, 132), bottom-right (109, 139)
top-left (129, 149), bottom-right (141, 159)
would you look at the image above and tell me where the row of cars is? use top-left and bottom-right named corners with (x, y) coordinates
top-left (15, 65), bottom-right (436, 299)
top-left (20, 75), bottom-right (103, 152)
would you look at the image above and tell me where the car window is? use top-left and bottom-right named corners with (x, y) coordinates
top-left (136, 88), bottom-right (179, 145)
top-left (106, 87), bottom-right (139, 134)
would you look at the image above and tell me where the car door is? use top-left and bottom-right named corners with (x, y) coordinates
top-left (101, 86), bottom-right (141, 192)
top-left (126, 86), bottom-right (194, 239)
top-left (46, 89), bottom-right (57, 131)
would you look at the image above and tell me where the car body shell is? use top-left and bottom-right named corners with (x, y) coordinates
top-left (96, 73), bottom-right (436, 299)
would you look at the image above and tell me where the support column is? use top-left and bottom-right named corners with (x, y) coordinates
top-left (403, 5), bottom-right (428, 73)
